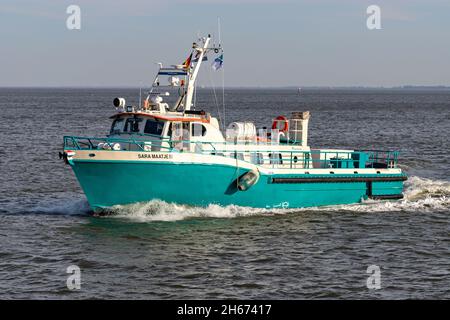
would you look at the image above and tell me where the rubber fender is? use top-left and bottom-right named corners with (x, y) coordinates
top-left (237, 169), bottom-right (260, 191)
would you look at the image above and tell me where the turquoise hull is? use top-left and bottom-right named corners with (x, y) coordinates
top-left (69, 160), bottom-right (406, 211)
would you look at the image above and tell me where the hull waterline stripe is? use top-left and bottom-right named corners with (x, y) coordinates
top-left (369, 194), bottom-right (404, 200)
top-left (271, 176), bottom-right (407, 184)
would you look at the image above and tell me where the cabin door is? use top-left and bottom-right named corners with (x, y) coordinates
top-left (171, 122), bottom-right (191, 152)
top-left (190, 122), bottom-right (208, 153)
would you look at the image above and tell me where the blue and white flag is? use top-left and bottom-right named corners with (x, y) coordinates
top-left (212, 54), bottom-right (223, 70)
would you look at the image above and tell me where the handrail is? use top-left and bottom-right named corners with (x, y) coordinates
top-left (107, 132), bottom-right (172, 140)
top-left (63, 135), bottom-right (400, 169)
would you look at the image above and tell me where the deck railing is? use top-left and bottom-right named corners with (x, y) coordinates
top-left (63, 136), bottom-right (400, 169)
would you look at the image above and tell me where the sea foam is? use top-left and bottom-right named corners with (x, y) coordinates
top-left (26, 176), bottom-right (450, 220)
top-left (102, 176), bottom-right (450, 222)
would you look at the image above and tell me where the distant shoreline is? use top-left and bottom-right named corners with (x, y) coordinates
top-left (1, 85), bottom-right (450, 90)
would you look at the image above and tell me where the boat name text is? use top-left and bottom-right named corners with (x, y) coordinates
top-left (138, 153), bottom-right (173, 160)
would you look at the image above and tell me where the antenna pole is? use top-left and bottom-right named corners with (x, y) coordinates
top-left (218, 17), bottom-right (221, 46)
top-left (218, 17), bottom-right (226, 129)
top-left (184, 35), bottom-right (210, 111)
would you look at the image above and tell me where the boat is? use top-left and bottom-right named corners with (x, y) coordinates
top-left (61, 34), bottom-right (407, 212)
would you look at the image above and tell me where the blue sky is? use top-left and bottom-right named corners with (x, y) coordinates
top-left (1, 0), bottom-right (449, 87)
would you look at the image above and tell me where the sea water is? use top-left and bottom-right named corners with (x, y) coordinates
top-left (0, 88), bottom-right (449, 299)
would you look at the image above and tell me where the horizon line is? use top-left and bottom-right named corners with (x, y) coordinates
top-left (1, 85), bottom-right (450, 90)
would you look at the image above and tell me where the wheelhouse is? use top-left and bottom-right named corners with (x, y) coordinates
top-left (107, 112), bottom-right (223, 151)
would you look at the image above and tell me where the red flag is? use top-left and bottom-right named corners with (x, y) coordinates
top-left (182, 53), bottom-right (192, 69)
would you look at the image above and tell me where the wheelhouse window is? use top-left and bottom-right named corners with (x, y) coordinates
top-left (144, 119), bottom-right (165, 136)
top-left (124, 117), bottom-right (143, 133)
top-left (167, 122), bottom-right (189, 139)
top-left (110, 118), bottom-right (124, 134)
top-left (192, 123), bottom-right (207, 137)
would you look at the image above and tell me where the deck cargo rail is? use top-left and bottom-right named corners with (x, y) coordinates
top-left (64, 136), bottom-right (400, 170)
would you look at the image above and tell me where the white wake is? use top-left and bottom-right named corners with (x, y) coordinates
top-left (103, 176), bottom-right (450, 222)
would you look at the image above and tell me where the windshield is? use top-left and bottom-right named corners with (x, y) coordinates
top-left (124, 117), bottom-right (143, 133)
top-left (110, 118), bottom-right (124, 134)
top-left (144, 119), bottom-right (165, 136)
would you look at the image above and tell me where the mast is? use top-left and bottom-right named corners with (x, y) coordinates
top-left (184, 35), bottom-right (210, 111)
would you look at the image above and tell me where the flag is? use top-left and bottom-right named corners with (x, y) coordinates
top-left (212, 54), bottom-right (223, 70)
top-left (193, 51), bottom-right (208, 62)
top-left (182, 53), bottom-right (192, 69)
